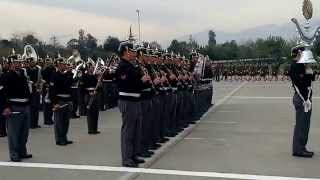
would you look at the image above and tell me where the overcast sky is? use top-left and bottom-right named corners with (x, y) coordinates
top-left (0, 0), bottom-right (319, 44)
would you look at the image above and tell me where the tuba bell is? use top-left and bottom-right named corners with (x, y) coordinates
top-left (93, 57), bottom-right (105, 75)
top-left (22, 45), bottom-right (38, 62)
top-left (67, 49), bottom-right (82, 65)
top-left (298, 48), bottom-right (317, 64)
top-left (87, 57), bottom-right (96, 67)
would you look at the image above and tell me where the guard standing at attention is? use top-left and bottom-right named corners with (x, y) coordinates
top-left (115, 41), bottom-right (146, 167)
top-left (289, 46), bottom-right (315, 158)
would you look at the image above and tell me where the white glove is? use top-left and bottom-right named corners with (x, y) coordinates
top-left (304, 99), bottom-right (312, 113)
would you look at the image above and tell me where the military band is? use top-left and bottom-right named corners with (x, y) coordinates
top-left (0, 39), bottom-right (213, 165)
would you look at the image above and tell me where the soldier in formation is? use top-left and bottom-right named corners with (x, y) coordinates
top-left (114, 39), bottom-right (213, 167)
top-left (211, 61), bottom-right (311, 82)
top-left (0, 39), bottom-right (213, 165)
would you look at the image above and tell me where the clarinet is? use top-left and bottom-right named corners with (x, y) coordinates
top-left (86, 66), bottom-right (110, 109)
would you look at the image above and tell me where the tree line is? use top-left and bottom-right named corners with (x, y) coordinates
top-left (0, 29), bottom-right (122, 59)
top-left (167, 30), bottom-right (300, 62)
top-left (1, 29), bottom-right (319, 62)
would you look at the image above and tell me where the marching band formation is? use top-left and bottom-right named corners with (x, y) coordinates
top-left (213, 62), bottom-right (320, 82)
top-left (0, 37), bottom-right (213, 165)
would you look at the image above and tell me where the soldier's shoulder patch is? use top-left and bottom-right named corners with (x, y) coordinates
top-left (121, 74), bottom-right (127, 80)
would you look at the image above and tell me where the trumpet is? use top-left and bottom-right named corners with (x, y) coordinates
top-left (67, 50), bottom-right (82, 65)
top-left (93, 57), bottom-right (105, 75)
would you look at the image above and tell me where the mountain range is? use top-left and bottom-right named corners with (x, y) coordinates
top-left (162, 18), bottom-right (320, 48)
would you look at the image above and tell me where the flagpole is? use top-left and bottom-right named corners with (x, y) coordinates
top-left (136, 9), bottom-right (141, 43)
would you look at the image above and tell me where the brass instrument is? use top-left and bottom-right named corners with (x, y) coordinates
top-left (22, 45), bottom-right (41, 93)
top-left (87, 57), bottom-right (116, 109)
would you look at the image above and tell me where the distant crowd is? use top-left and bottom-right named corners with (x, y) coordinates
top-left (212, 63), bottom-right (320, 82)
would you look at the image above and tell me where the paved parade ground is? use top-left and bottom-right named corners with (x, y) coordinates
top-left (1, 81), bottom-right (320, 180)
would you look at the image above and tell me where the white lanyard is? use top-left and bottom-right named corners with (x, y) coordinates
top-left (293, 85), bottom-right (312, 112)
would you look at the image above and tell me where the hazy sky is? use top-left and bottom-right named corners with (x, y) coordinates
top-left (0, 0), bottom-right (319, 44)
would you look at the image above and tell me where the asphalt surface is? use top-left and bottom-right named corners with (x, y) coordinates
top-left (1, 81), bottom-right (320, 180)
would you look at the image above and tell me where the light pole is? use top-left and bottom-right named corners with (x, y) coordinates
top-left (136, 9), bottom-right (141, 43)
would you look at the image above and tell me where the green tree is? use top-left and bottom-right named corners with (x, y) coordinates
top-left (86, 33), bottom-right (97, 49)
top-left (22, 34), bottom-right (39, 46)
top-left (208, 30), bottom-right (216, 47)
top-left (149, 41), bottom-right (162, 50)
top-left (67, 38), bottom-right (79, 49)
top-left (168, 40), bottom-right (190, 57)
top-left (103, 36), bottom-right (120, 52)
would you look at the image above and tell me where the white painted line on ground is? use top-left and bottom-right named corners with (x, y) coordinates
top-left (217, 110), bottom-right (241, 113)
top-left (232, 96), bottom-right (320, 99)
top-left (0, 161), bottom-right (318, 180)
top-left (242, 84), bottom-right (291, 87)
top-left (184, 138), bottom-right (207, 140)
top-left (212, 82), bottom-right (248, 108)
top-left (201, 121), bottom-right (239, 125)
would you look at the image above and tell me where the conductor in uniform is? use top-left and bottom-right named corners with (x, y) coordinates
top-left (289, 46), bottom-right (315, 158)
top-left (115, 42), bottom-right (146, 167)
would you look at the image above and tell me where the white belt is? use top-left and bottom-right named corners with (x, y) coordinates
top-left (103, 80), bottom-right (113, 82)
top-left (57, 94), bottom-right (71, 98)
top-left (119, 92), bottom-right (141, 98)
top-left (188, 85), bottom-right (193, 88)
top-left (142, 88), bottom-right (151, 92)
top-left (9, 98), bottom-right (29, 103)
top-left (71, 86), bottom-right (78, 89)
top-left (86, 88), bottom-right (95, 91)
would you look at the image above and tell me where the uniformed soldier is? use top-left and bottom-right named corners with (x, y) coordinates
top-left (102, 56), bottom-right (117, 110)
top-left (2, 55), bottom-right (33, 162)
top-left (214, 63), bottom-right (221, 82)
top-left (0, 62), bottom-right (7, 137)
top-left (167, 62), bottom-right (179, 137)
top-left (289, 46), bottom-right (315, 158)
top-left (71, 73), bottom-right (81, 119)
top-left (115, 41), bottom-right (146, 167)
top-left (41, 58), bottom-right (55, 125)
top-left (136, 47), bottom-right (155, 158)
top-left (83, 63), bottom-right (100, 134)
top-left (155, 53), bottom-right (170, 144)
top-left (50, 58), bottom-right (74, 146)
top-left (27, 58), bottom-right (42, 129)
top-left (147, 62), bottom-right (163, 150)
